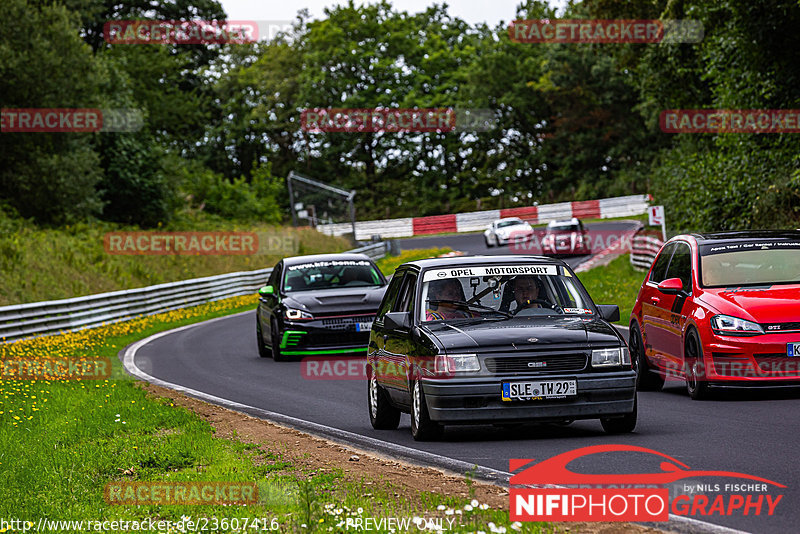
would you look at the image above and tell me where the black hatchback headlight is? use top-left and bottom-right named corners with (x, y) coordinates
top-left (591, 347), bottom-right (630, 368)
top-left (285, 308), bottom-right (314, 321)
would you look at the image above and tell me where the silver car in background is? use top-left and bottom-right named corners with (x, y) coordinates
top-left (484, 217), bottom-right (534, 247)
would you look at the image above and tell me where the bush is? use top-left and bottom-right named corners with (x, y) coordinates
top-left (179, 163), bottom-right (283, 223)
top-left (651, 138), bottom-right (800, 232)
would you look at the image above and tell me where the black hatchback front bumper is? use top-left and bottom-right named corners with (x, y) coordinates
top-left (422, 371), bottom-right (636, 423)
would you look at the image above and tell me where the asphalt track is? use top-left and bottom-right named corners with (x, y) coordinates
top-left (124, 224), bottom-right (800, 534)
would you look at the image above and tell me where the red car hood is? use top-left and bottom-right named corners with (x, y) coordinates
top-left (698, 284), bottom-right (800, 323)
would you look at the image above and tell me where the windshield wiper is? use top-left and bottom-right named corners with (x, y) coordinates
top-left (427, 299), bottom-right (512, 318)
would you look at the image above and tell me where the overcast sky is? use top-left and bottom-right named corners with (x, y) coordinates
top-left (218, 0), bottom-right (566, 27)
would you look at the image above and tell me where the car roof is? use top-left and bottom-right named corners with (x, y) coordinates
top-left (547, 218), bottom-right (580, 226)
top-left (685, 230), bottom-right (800, 244)
top-left (282, 253), bottom-right (372, 266)
top-left (398, 254), bottom-right (568, 270)
top-left (496, 217), bottom-right (524, 223)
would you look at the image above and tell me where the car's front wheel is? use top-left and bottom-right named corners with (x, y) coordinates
top-left (368, 368), bottom-right (401, 430)
top-left (410, 379), bottom-right (442, 441)
top-left (630, 323), bottom-right (663, 391)
top-left (600, 395), bottom-right (637, 434)
top-left (685, 330), bottom-right (711, 400)
top-left (256, 315), bottom-right (271, 358)
top-left (485, 234), bottom-right (494, 248)
top-left (270, 318), bottom-right (289, 362)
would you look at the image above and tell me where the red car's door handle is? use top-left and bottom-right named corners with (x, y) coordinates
top-left (650, 297), bottom-right (660, 305)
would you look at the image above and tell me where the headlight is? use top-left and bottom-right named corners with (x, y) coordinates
top-left (591, 348), bottom-right (628, 367)
top-left (710, 314), bottom-right (764, 336)
top-left (434, 353), bottom-right (480, 374)
top-left (285, 308), bottom-right (313, 320)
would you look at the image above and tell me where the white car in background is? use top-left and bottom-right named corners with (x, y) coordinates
top-left (484, 217), bottom-right (534, 247)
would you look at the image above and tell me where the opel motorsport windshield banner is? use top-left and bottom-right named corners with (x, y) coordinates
top-left (422, 265), bottom-right (558, 282)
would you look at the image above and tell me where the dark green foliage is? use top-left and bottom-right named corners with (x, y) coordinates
top-left (2, 0), bottom-right (800, 230)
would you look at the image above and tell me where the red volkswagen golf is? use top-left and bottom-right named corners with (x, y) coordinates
top-left (630, 231), bottom-right (800, 399)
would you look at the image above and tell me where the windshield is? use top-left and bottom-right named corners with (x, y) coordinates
top-left (420, 264), bottom-right (595, 322)
top-left (283, 259), bottom-right (383, 292)
top-left (548, 223), bottom-right (580, 233)
top-left (497, 220), bottom-right (524, 228)
top-left (700, 243), bottom-right (800, 287)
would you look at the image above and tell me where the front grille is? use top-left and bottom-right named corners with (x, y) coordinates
top-left (712, 353), bottom-right (800, 377)
top-left (485, 353), bottom-right (587, 375)
top-left (320, 315), bottom-right (374, 328)
top-left (306, 331), bottom-right (369, 348)
top-left (755, 354), bottom-right (800, 376)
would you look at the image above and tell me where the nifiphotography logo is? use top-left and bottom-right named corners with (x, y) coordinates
top-left (510, 445), bottom-right (785, 522)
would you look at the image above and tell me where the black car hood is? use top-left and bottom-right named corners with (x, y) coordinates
top-left (283, 286), bottom-right (387, 314)
top-left (422, 316), bottom-right (622, 352)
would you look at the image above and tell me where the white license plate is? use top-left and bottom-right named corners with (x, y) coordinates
top-left (502, 380), bottom-right (577, 401)
top-left (787, 343), bottom-right (800, 357)
top-left (355, 322), bottom-right (373, 332)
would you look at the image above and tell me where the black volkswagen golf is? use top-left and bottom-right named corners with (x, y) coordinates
top-left (366, 255), bottom-right (637, 440)
top-left (256, 253), bottom-right (388, 361)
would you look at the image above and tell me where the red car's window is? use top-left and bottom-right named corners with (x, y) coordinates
top-left (649, 243), bottom-right (676, 284)
top-left (664, 242), bottom-right (692, 290)
top-left (700, 245), bottom-right (800, 287)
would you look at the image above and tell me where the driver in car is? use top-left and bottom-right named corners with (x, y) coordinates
top-left (511, 275), bottom-right (547, 312)
top-left (425, 279), bottom-right (478, 320)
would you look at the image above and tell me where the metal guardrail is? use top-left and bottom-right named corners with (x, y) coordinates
top-left (630, 233), bottom-right (664, 271)
top-left (0, 242), bottom-right (388, 343)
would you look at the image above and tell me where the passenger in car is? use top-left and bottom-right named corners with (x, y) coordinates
top-left (425, 279), bottom-right (477, 320)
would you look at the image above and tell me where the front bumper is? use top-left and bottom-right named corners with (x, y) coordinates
top-left (698, 332), bottom-right (800, 383)
top-left (279, 318), bottom-right (372, 356)
top-left (421, 371), bottom-right (636, 423)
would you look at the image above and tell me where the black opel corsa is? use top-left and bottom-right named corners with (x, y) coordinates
top-left (256, 253), bottom-right (388, 361)
top-left (366, 255), bottom-right (637, 440)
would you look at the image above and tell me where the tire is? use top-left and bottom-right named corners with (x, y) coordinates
top-left (368, 367), bottom-right (401, 430)
top-left (685, 330), bottom-right (711, 400)
top-left (410, 379), bottom-right (442, 441)
top-left (601, 395), bottom-right (637, 434)
top-left (485, 235), bottom-right (494, 248)
top-left (270, 318), bottom-right (289, 362)
top-left (630, 323), bottom-right (663, 391)
top-left (256, 315), bottom-right (271, 358)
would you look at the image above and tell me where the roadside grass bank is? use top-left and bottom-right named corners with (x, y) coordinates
top-left (577, 253), bottom-right (647, 326)
top-left (0, 211), bottom-right (350, 306)
top-left (0, 294), bottom-right (547, 533)
top-left (375, 248), bottom-right (452, 276)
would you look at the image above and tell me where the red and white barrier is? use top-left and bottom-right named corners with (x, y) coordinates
top-left (317, 194), bottom-right (650, 240)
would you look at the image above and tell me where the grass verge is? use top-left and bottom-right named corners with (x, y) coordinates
top-left (375, 248), bottom-right (452, 276)
top-left (0, 211), bottom-right (350, 306)
top-left (0, 295), bottom-right (547, 533)
top-left (576, 253), bottom-right (647, 326)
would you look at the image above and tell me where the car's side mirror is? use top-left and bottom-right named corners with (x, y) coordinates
top-left (384, 311), bottom-right (411, 331)
top-left (657, 278), bottom-right (684, 295)
top-left (258, 285), bottom-right (274, 297)
top-left (597, 304), bottom-right (620, 322)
